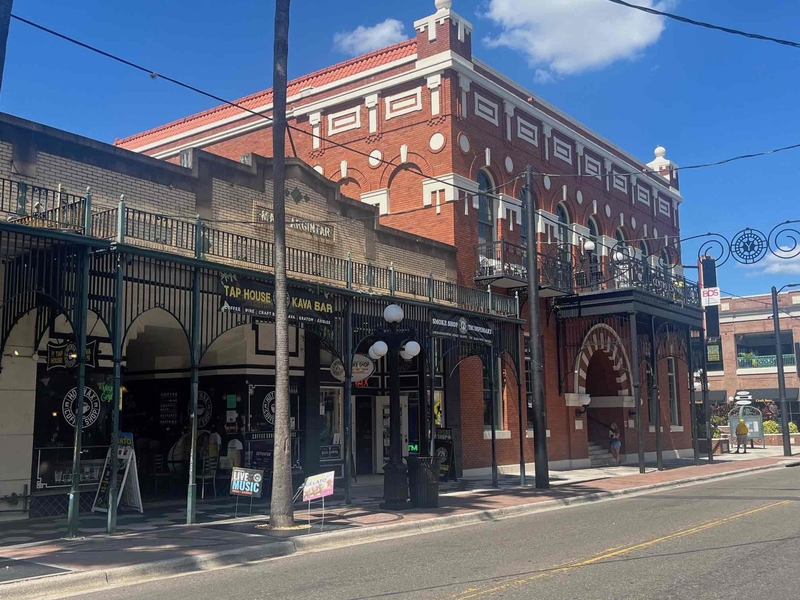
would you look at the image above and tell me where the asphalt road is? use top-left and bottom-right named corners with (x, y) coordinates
top-left (62, 468), bottom-right (800, 600)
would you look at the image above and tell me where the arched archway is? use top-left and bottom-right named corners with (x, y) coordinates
top-left (574, 324), bottom-right (631, 398)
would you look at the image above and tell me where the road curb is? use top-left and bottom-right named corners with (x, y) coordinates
top-left (4, 460), bottom-right (797, 599)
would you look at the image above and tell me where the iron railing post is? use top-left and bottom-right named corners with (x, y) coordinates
top-left (389, 262), bottom-right (395, 296)
top-left (116, 195), bottom-right (125, 244)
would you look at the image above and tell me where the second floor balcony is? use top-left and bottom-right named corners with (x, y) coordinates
top-left (737, 354), bottom-right (797, 370)
top-left (475, 240), bottom-right (701, 308)
top-left (475, 240), bottom-right (572, 296)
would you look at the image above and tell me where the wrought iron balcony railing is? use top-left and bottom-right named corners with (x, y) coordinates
top-left (0, 177), bottom-right (518, 317)
top-left (475, 240), bottom-right (573, 294)
top-left (475, 239), bottom-right (701, 308)
top-left (737, 354), bottom-right (796, 369)
top-left (571, 249), bottom-right (701, 307)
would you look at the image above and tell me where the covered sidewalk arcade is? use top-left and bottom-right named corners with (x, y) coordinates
top-left (0, 188), bottom-right (525, 536)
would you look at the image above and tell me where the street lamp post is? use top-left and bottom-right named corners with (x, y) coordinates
top-left (369, 304), bottom-right (421, 510)
top-left (772, 284), bottom-right (798, 457)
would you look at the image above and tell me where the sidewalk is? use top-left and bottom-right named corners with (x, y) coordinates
top-left (1, 450), bottom-right (796, 598)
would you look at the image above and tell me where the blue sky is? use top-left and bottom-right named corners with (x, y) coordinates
top-left (2, 0), bottom-right (799, 296)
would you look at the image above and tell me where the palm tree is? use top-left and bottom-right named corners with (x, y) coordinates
top-left (269, 0), bottom-right (294, 529)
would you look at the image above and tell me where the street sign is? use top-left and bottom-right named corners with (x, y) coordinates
top-left (302, 471), bottom-right (335, 502)
top-left (701, 287), bottom-right (721, 307)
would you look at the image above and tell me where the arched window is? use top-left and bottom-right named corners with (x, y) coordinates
top-left (640, 240), bottom-right (649, 258)
top-left (556, 204), bottom-right (570, 244)
top-left (477, 170), bottom-right (495, 246)
top-left (587, 217), bottom-right (599, 240)
top-left (615, 228), bottom-right (627, 246)
top-left (661, 250), bottom-right (671, 278)
top-left (587, 217), bottom-right (600, 264)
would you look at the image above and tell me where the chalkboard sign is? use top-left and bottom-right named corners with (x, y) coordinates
top-left (91, 439), bottom-right (143, 514)
top-left (251, 450), bottom-right (272, 472)
top-left (159, 391), bottom-right (179, 427)
top-left (435, 428), bottom-right (455, 481)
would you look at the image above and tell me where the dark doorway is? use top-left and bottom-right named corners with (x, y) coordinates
top-left (355, 396), bottom-right (374, 476)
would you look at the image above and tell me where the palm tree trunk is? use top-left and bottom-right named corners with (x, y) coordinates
top-left (269, 0), bottom-right (293, 529)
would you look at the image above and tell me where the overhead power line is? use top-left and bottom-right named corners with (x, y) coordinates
top-left (606, 0), bottom-right (800, 50)
top-left (9, 14), bottom-right (800, 237)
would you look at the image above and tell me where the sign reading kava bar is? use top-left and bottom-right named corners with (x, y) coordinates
top-left (219, 275), bottom-right (335, 326)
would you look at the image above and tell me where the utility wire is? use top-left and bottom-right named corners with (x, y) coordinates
top-left (606, 0), bottom-right (800, 50)
top-left (13, 12), bottom-right (800, 188)
top-left (11, 13), bottom-right (800, 249)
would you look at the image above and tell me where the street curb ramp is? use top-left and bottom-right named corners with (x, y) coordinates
top-left (3, 460), bottom-right (797, 600)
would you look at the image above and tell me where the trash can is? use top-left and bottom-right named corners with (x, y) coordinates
top-left (407, 456), bottom-right (442, 508)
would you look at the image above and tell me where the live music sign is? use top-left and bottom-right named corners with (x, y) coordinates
top-left (701, 287), bottom-right (721, 307)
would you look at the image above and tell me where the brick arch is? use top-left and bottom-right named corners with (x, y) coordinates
top-left (338, 177), bottom-right (363, 199)
top-left (378, 152), bottom-right (432, 188)
top-left (466, 158), bottom-right (502, 190)
top-left (574, 324), bottom-right (632, 396)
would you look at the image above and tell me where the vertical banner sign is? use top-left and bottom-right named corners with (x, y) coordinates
top-left (219, 275), bottom-right (335, 326)
top-left (435, 428), bottom-right (455, 481)
top-left (430, 312), bottom-right (493, 345)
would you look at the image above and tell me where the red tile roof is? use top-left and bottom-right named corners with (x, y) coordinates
top-left (115, 39), bottom-right (418, 151)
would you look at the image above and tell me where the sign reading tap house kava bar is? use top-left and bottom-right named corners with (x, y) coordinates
top-left (220, 276), bottom-right (335, 326)
top-left (430, 312), bottom-right (493, 345)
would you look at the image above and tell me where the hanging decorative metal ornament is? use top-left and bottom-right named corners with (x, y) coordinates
top-left (729, 228), bottom-right (768, 265)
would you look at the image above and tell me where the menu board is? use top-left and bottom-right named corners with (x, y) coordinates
top-left (159, 391), bottom-right (179, 427)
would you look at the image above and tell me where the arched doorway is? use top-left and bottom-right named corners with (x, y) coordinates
top-left (573, 324), bottom-right (634, 464)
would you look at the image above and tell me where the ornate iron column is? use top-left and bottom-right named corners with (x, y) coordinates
top-left (107, 197), bottom-right (126, 533)
top-left (650, 316), bottom-right (663, 471)
top-left (630, 312), bottom-right (645, 474)
top-left (67, 188), bottom-right (92, 537)
top-left (772, 286), bottom-right (793, 456)
top-left (186, 215), bottom-right (203, 525)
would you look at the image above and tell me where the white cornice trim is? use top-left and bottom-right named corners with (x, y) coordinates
top-left (131, 53), bottom-right (418, 154)
top-left (470, 58), bottom-right (681, 202)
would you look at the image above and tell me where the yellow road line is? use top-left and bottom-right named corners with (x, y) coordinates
top-left (451, 500), bottom-right (792, 600)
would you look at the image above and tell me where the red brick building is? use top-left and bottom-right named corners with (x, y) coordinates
top-left (116, 0), bottom-right (701, 473)
top-left (706, 291), bottom-right (800, 426)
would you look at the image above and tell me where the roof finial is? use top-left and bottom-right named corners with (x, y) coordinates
top-left (654, 145), bottom-right (666, 159)
top-left (435, 0), bottom-right (453, 11)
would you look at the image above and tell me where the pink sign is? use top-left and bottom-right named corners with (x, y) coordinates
top-left (302, 471), bottom-right (335, 502)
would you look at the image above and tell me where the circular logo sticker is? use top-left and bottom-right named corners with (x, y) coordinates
top-left (262, 391), bottom-right (276, 426)
top-left (458, 317), bottom-right (468, 336)
top-left (63, 342), bottom-right (78, 369)
top-left (253, 472), bottom-right (263, 484)
top-left (62, 386), bottom-right (101, 429)
top-left (197, 391), bottom-right (213, 428)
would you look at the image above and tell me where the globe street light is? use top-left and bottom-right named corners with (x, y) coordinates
top-left (368, 304), bottom-right (420, 510)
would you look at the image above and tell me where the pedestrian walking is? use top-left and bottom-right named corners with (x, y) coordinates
top-left (735, 419), bottom-right (749, 454)
top-left (609, 423), bottom-right (622, 466)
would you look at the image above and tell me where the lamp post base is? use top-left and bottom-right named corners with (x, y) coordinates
top-left (380, 460), bottom-right (409, 511)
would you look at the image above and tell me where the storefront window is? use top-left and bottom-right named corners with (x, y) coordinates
top-left (319, 387), bottom-right (342, 461)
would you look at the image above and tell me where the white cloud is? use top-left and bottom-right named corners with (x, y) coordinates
top-left (333, 19), bottom-right (408, 56)
top-left (743, 254), bottom-right (800, 278)
top-left (483, 0), bottom-right (673, 82)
